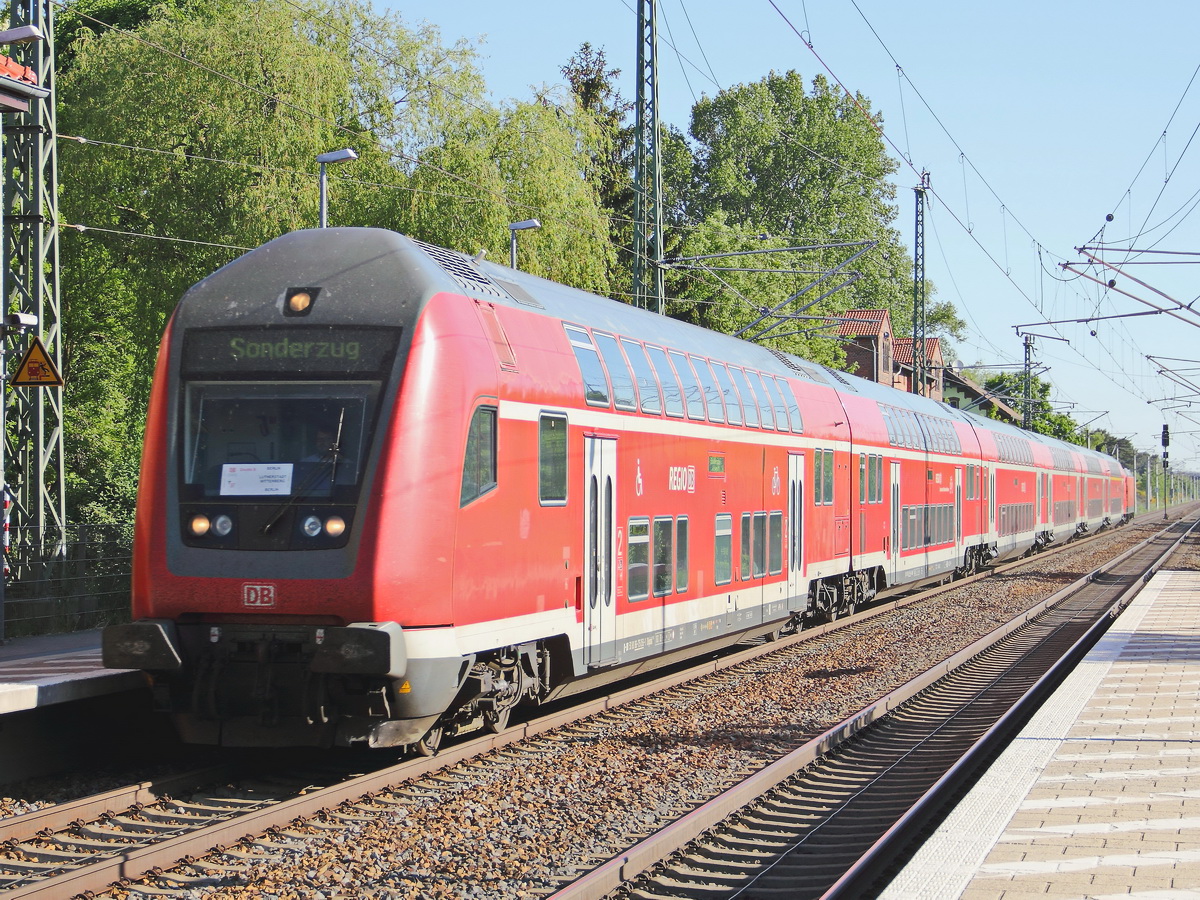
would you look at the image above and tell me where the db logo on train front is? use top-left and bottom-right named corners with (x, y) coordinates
top-left (242, 583), bottom-right (277, 608)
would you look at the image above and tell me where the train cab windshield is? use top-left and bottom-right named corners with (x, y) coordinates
top-left (182, 384), bottom-right (377, 499)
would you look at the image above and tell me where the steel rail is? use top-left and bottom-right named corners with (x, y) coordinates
top-left (0, 514), bottom-right (1183, 899)
top-left (546, 515), bottom-right (1195, 900)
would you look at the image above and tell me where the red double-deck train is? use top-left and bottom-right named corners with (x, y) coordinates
top-left (103, 228), bottom-right (1135, 751)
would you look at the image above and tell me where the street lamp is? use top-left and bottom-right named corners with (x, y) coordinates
top-left (508, 219), bottom-right (541, 269)
top-left (316, 148), bottom-right (357, 228)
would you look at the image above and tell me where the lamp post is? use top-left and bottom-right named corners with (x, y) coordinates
top-left (316, 148), bottom-right (357, 228)
top-left (508, 219), bottom-right (541, 269)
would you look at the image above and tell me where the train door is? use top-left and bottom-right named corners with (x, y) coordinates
top-left (584, 436), bottom-right (617, 667)
top-left (787, 452), bottom-right (805, 610)
top-left (955, 467), bottom-right (963, 546)
top-left (890, 460), bottom-right (901, 583)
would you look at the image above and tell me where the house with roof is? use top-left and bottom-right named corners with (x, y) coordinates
top-left (830, 308), bottom-right (1020, 424)
top-left (832, 308), bottom-right (902, 390)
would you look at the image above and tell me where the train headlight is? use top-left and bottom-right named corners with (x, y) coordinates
top-left (302, 515), bottom-right (323, 537)
top-left (190, 514), bottom-right (211, 536)
top-left (325, 515), bottom-right (346, 538)
top-left (287, 291), bottom-right (313, 314)
top-left (212, 514), bottom-right (233, 537)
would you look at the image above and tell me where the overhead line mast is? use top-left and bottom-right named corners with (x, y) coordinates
top-left (5, 0), bottom-right (64, 558)
top-left (911, 171), bottom-right (929, 396)
top-left (632, 0), bottom-right (663, 314)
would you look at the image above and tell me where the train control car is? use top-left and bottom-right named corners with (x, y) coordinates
top-left (103, 228), bottom-right (1134, 751)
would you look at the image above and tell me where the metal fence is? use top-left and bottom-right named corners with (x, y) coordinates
top-left (2, 523), bottom-right (133, 638)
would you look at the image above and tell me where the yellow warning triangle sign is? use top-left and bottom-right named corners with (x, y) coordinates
top-left (11, 336), bottom-right (63, 387)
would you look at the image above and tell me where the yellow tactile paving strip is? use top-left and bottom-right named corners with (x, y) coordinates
top-left (881, 570), bottom-right (1200, 900)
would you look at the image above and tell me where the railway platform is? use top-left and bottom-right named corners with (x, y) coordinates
top-left (0, 627), bottom-right (141, 715)
top-left (882, 568), bottom-right (1200, 899)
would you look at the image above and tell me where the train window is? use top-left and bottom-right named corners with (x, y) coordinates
top-left (676, 517), bottom-right (689, 593)
top-left (813, 452), bottom-right (825, 505)
top-left (740, 512), bottom-right (752, 580)
top-left (670, 351), bottom-right (707, 420)
top-left (860, 454), bottom-right (867, 503)
top-left (182, 382), bottom-right (378, 501)
top-left (728, 367), bottom-right (759, 427)
top-left (592, 333), bottom-right (637, 412)
top-left (776, 378), bottom-right (804, 433)
top-left (691, 357), bottom-right (726, 423)
top-left (752, 512), bottom-right (767, 577)
top-left (653, 517), bottom-right (674, 596)
top-left (460, 405), bottom-right (498, 506)
top-left (538, 414), bottom-right (568, 504)
top-left (748, 371), bottom-right (776, 430)
top-left (763, 374), bottom-right (792, 429)
top-left (710, 363), bottom-right (743, 426)
top-left (874, 456), bottom-right (883, 502)
top-left (621, 339), bottom-right (662, 415)
top-left (823, 450), bottom-right (835, 505)
top-left (768, 511), bottom-right (783, 575)
top-left (646, 346), bottom-right (684, 418)
top-left (628, 517), bottom-right (650, 602)
top-left (563, 325), bottom-right (610, 407)
top-left (715, 514), bottom-right (733, 585)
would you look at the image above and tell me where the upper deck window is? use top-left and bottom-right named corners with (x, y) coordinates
top-left (710, 362), bottom-right (742, 426)
top-left (621, 339), bottom-right (662, 415)
top-left (747, 371), bottom-right (776, 430)
top-left (691, 356), bottom-right (725, 423)
top-left (729, 367), bottom-right (759, 427)
top-left (592, 332), bottom-right (637, 412)
top-left (563, 324), bottom-right (610, 407)
top-left (777, 378), bottom-right (805, 433)
top-left (670, 351), bottom-right (707, 420)
top-left (646, 346), bottom-right (684, 417)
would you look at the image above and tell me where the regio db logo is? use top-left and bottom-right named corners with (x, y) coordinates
top-left (668, 465), bottom-right (697, 493)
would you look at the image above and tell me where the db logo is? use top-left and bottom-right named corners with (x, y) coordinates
top-left (242, 583), bottom-right (277, 608)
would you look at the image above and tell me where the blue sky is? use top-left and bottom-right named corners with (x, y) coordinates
top-left (386, 0), bottom-right (1200, 469)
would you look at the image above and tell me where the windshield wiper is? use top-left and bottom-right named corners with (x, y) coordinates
top-left (261, 408), bottom-right (345, 536)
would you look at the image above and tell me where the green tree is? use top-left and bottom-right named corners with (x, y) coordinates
top-left (979, 372), bottom-right (1080, 440)
top-left (382, 89), bottom-right (616, 292)
top-left (56, 0), bottom-right (484, 520)
top-left (676, 70), bottom-right (963, 363)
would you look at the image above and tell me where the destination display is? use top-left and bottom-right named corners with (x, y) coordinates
top-left (221, 463), bottom-right (293, 496)
top-left (183, 327), bottom-right (400, 375)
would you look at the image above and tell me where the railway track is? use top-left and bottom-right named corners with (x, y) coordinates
top-left (573, 514), bottom-right (1200, 900)
top-left (0, 514), bottom-right (1187, 899)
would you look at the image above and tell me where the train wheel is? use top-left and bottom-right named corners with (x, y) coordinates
top-left (484, 706), bottom-right (511, 734)
top-left (415, 724), bottom-right (444, 757)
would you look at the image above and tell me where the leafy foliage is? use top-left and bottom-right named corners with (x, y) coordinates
top-left (55, 0), bottom-right (615, 521)
top-left (978, 372), bottom-right (1081, 441)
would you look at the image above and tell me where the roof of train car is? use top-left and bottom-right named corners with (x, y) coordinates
top-left (201, 229), bottom-right (1128, 477)
top-left (449, 233), bottom-right (1131, 477)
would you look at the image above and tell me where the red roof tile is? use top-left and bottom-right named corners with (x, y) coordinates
top-left (891, 337), bottom-right (942, 365)
top-left (0, 53), bottom-right (36, 86)
top-left (834, 309), bottom-right (891, 337)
